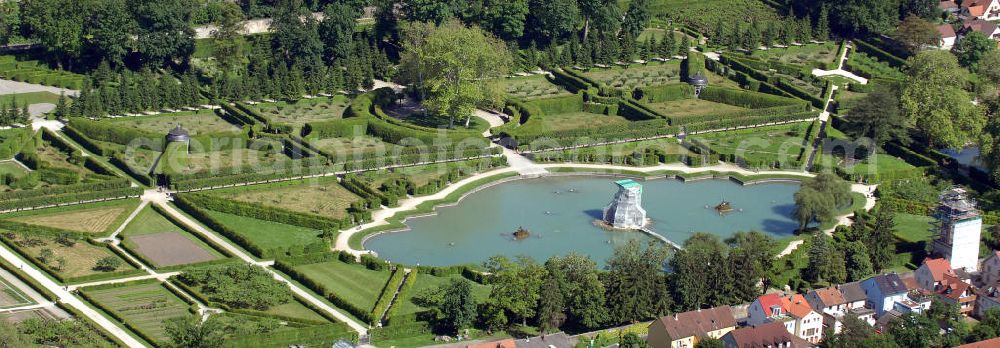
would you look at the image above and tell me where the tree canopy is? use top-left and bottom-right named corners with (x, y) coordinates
top-left (399, 20), bottom-right (512, 128)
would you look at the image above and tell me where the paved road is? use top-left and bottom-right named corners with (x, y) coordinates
top-left (0, 243), bottom-right (147, 347)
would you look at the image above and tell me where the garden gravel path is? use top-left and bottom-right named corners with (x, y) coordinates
top-left (0, 78), bottom-right (77, 96)
top-left (0, 242), bottom-right (147, 347)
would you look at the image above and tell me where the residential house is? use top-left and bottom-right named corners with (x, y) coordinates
top-left (961, 20), bottom-right (1000, 40)
top-left (893, 290), bottom-right (933, 314)
top-left (805, 286), bottom-right (848, 316)
top-left (838, 282), bottom-right (868, 310)
top-left (957, 337), bottom-right (1000, 347)
top-left (975, 284), bottom-right (1000, 318)
top-left (647, 306), bottom-right (737, 348)
top-left (941, 1), bottom-right (961, 14)
top-left (982, 251), bottom-right (1000, 286)
top-left (939, 24), bottom-right (958, 50)
top-left (915, 258), bottom-right (955, 291)
top-left (962, 0), bottom-right (1000, 20)
top-left (747, 293), bottom-right (824, 343)
top-left (515, 333), bottom-right (574, 348)
top-left (721, 322), bottom-right (815, 348)
top-left (468, 339), bottom-right (516, 348)
top-left (861, 273), bottom-right (909, 316)
top-left (934, 273), bottom-right (977, 314)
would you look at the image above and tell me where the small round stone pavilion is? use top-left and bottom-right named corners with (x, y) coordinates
top-left (688, 71), bottom-right (709, 97)
top-left (166, 124), bottom-right (190, 143)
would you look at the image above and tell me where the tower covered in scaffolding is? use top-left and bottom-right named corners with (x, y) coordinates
top-left (603, 179), bottom-right (648, 229)
top-left (932, 187), bottom-right (982, 272)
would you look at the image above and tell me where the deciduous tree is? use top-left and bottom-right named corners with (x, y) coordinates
top-left (901, 50), bottom-right (985, 148)
top-left (398, 20), bottom-right (512, 128)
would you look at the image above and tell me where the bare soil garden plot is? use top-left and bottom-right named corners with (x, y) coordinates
top-left (503, 74), bottom-right (572, 100)
top-left (207, 177), bottom-right (361, 219)
top-left (81, 281), bottom-right (194, 343)
top-left (107, 109), bottom-right (242, 135)
top-left (129, 232), bottom-right (218, 267)
top-left (251, 95), bottom-right (350, 128)
top-left (644, 98), bottom-right (747, 120)
top-left (5, 200), bottom-right (138, 234)
top-left (119, 207), bottom-right (225, 267)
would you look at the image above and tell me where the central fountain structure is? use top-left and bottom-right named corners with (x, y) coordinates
top-left (602, 179), bottom-right (648, 229)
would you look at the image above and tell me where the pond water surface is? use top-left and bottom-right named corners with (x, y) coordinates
top-left (364, 176), bottom-right (802, 266)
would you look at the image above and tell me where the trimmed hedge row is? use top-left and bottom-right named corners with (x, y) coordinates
top-left (384, 271), bottom-right (418, 325)
top-left (684, 111), bottom-right (817, 133)
top-left (371, 267), bottom-right (405, 323)
top-left (0, 127), bottom-right (32, 159)
top-left (699, 86), bottom-right (806, 109)
top-left (273, 258), bottom-right (377, 324)
top-left (67, 117), bottom-right (165, 150)
top-left (179, 192), bottom-right (352, 230)
top-left (672, 103), bottom-right (811, 127)
top-left (0, 179), bottom-right (141, 211)
top-left (174, 195), bottom-right (329, 259)
top-left (302, 117), bottom-right (370, 138)
top-left (524, 93), bottom-right (585, 116)
top-left (633, 83), bottom-right (693, 103)
top-left (853, 39), bottom-right (908, 68)
top-left (222, 323), bottom-right (358, 348)
top-left (550, 69), bottom-right (595, 93)
top-left (60, 125), bottom-right (111, 156)
top-left (684, 51), bottom-right (707, 80)
top-left (78, 279), bottom-right (192, 346)
top-left (0, 232), bottom-right (145, 284)
top-left (369, 320), bottom-right (433, 343)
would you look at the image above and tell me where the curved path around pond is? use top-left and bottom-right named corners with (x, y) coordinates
top-left (333, 158), bottom-right (878, 257)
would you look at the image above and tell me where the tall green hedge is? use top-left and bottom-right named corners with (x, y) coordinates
top-left (699, 86), bottom-right (806, 109)
top-left (633, 84), bottom-right (693, 103)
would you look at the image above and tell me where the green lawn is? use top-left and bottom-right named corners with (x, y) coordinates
top-left (121, 207), bottom-right (185, 236)
top-left (292, 261), bottom-right (391, 312)
top-left (252, 95), bottom-right (351, 129)
top-left (394, 273), bottom-right (491, 318)
top-left (690, 123), bottom-right (810, 168)
top-left (208, 176), bottom-right (361, 219)
top-left (636, 28), bottom-right (689, 42)
top-left (0, 161), bottom-right (27, 178)
top-left (109, 109), bottom-right (241, 135)
top-left (838, 153), bottom-right (921, 182)
top-left (203, 210), bottom-right (323, 249)
top-left (0, 91), bottom-right (63, 106)
top-left (541, 112), bottom-right (631, 133)
top-left (580, 61), bottom-right (682, 88)
top-left (259, 299), bottom-right (329, 323)
top-left (751, 42), bottom-right (840, 67)
top-left (645, 98), bottom-right (746, 119)
top-left (894, 213), bottom-right (935, 243)
top-left (503, 75), bottom-right (572, 100)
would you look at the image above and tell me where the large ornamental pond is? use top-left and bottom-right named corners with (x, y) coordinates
top-left (364, 175), bottom-right (802, 266)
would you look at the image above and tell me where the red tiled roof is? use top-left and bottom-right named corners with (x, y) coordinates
top-left (938, 24), bottom-right (957, 38)
top-left (936, 274), bottom-right (971, 301)
top-left (956, 337), bottom-right (1000, 348)
top-left (781, 294), bottom-right (816, 319)
top-left (964, 19), bottom-right (999, 36)
top-left (941, 0), bottom-right (958, 10)
top-left (468, 339), bottom-right (516, 348)
top-left (963, 1), bottom-right (990, 17)
top-left (924, 258), bottom-right (954, 282)
top-left (757, 293), bottom-right (783, 317)
top-left (810, 286), bottom-right (847, 307)
top-left (724, 322), bottom-right (812, 348)
top-left (656, 306), bottom-right (737, 340)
